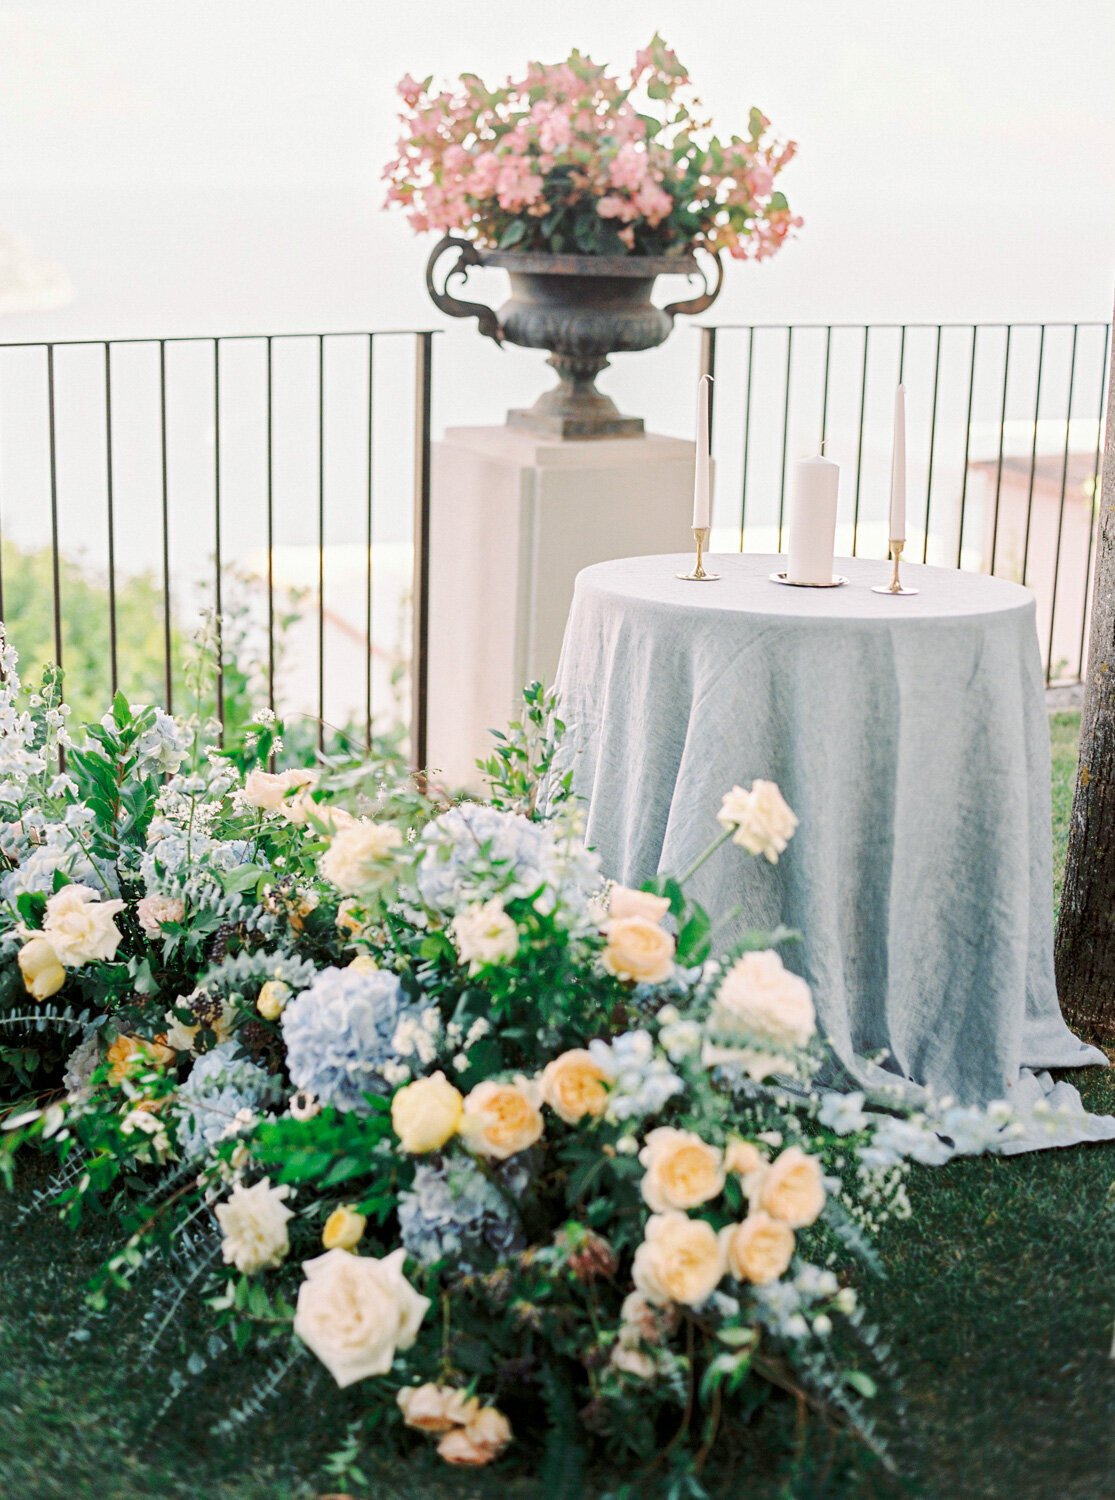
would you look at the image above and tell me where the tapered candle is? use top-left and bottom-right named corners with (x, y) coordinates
top-left (787, 454), bottom-right (840, 584)
top-left (692, 374), bottom-right (712, 530)
top-left (889, 383), bottom-right (906, 544)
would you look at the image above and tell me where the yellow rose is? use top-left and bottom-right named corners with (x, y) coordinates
top-left (106, 1033), bottom-right (177, 1086)
top-left (759, 1146), bottom-right (826, 1228)
top-left (256, 979), bottom-right (290, 1020)
top-left (631, 1211), bottom-right (725, 1308)
top-left (18, 937), bottom-right (65, 1000)
top-left (601, 916), bottom-right (675, 985)
top-left (460, 1078), bottom-right (543, 1160)
top-left (639, 1127), bottom-right (725, 1213)
top-left (322, 1204), bottom-right (366, 1251)
top-left (607, 885), bottom-right (671, 924)
top-left (391, 1072), bottom-right (464, 1153)
top-left (539, 1049), bottom-right (610, 1125)
top-left (347, 954), bottom-right (379, 975)
top-left (720, 1211), bottom-right (795, 1285)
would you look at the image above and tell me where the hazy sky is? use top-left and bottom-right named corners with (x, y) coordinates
top-left (0, 0), bottom-right (1112, 343)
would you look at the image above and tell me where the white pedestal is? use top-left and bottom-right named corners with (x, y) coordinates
top-left (427, 425), bottom-right (697, 788)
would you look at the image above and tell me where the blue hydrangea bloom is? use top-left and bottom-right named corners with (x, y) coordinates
top-left (416, 802), bottom-right (598, 915)
top-left (281, 965), bottom-right (417, 1113)
top-left (1, 841), bottom-right (105, 902)
top-left (398, 1156), bottom-right (525, 1270)
top-left (176, 1042), bottom-right (272, 1159)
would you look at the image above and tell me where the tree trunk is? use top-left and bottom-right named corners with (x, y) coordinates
top-left (1056, 303), bottom-right (1115, 1044)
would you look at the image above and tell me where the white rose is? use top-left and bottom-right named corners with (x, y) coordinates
top-left (319, 820), bottom-right (404, 895)
top-left (42, 884), bottom-right (126, 966)
top-left (710, 950), bottom-right (815, 1052)
top-left (215, 1177), bottom-right (294, 1275)
top-left (449, 899), bottom-right (519, 974)
top-left (293, 1246), bottom-right (430, 1388)
top-left (136, 893), bottom-right (185, 939)
top-left (717, 779), bottom-right (798, 863)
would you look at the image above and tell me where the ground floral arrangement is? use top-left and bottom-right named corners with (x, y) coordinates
top-left (384, 35), bottom-right (800, 261)
top-left (0, 645), bottom-right (1025, 1494)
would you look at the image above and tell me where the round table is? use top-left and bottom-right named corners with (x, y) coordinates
top-left (553, 553), bottom-right (1112, 1144)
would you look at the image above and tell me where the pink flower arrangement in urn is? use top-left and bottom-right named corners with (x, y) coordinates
top-left (383, 35), bottom-right (800, 261)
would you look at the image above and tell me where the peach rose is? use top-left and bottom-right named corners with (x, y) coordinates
top-left (724, 1137), bottom-right (766, 1178)
top-left (631, 1211), bottom-right (725, 1308)
top-left (720, 1211), bottom-right (795, 1284)
top-left (136, 894), bottom-right (185, 939)
top-left (607, 885), bottom-right (671, 924)
top-left (639, 1127), bottom-right (725, 1213)
top-left (539, 1049), bottom-right (610, 1125)
top-left (397, 1383), bottom-right (479, 1433)
top-left (601, 916), bottom-right (675, 985)
top-left (436, 1406), bottom-right (512, 1466)
top-left (759, 1146), bottom-right (826, 1228)
top-left (106, 1033), bottom-right (176, 1086)
top-left (460, 1077), bottom-right (543, 1160)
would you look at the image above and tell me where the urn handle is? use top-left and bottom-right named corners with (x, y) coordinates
top-left (659, 249), bottom-right (725, 323)
top-left (425, 235), bottom-right (504, 346)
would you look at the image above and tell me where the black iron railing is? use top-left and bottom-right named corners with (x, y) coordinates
top-left (0, 330), bottom-right (436, 766)
top-left (699, 322), bottom-right (1110, 683)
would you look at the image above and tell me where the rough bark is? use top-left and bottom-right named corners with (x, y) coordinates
top-left (1056, 303), bottom-right (1115, 1044)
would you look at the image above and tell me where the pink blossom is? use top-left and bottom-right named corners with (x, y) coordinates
top-left (746, 164), bottom-right (775, 199)
top-left (634, 182), bottom-right (673, 224)
top-left (609, 142), bottom-right (649, 192)
top-left (495, 156), bottom-right (544, 211)
top-left (597, 195), bottom-right (633, 221)
top-left (397, 73), bottom-right (424, 107)
top-left (618, 225), bottom-right (636, 249)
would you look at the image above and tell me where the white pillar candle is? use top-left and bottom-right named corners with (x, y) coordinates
top-left (786, 454), bottom-right (840, 584)
top-left (889, 383), bottom-right (906, 544)
top-left (692, 374), bottom-right (712, 530)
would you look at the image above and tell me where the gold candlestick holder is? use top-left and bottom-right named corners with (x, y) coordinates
top-left (871, 540), bottom-right (919, 595)
top-left (676, 527), bottom-right (720, 581)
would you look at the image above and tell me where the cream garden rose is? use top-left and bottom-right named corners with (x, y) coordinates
top-left (632, 1211), bottom-right (725, 1308)
top-left (397, 1383), bottom-right (479, 1433)
top-left (41, 884), bottom-right (126, 966)
top-left (17, 936), bottom-right (65, 1000)
top-left (293, 1246), bottom-right (430, 1387)
top-left (759, 1145), bottom-right (826, 1228)
top-left (460, 1077), bottom-right (543, 1159)
top-left (601, 915), bottom-right (675, 985)
top-left (724, 1137), bottom-right (766, 1178)
top-left (639, 1127), bottom-right (725, 1213)
top-left (717, 779), bottom-right (799, 863)
top-left (391, 1071), bottom-right (464, 1153)
top-left (607, 885), bottom-right (671, 924)
top-left (720, 1210), bottom-right (795, 1285)
top-left (136, 893), bottom-right (185, 939)
top-left (242, 767), bottom-right (317, 813)
top-left (215, 1177), bottom-right (294, 1274)
top-left (449, 898), bottom-right (519, 974)
top-left (710, 949), bottom-right (815, 1052)
top-left (437, 1405), bottom-right (513, 1466)
top-left (539, 1048), bottom-right (610, 1125)
top-left (322, 1204), bottom-right (367, 1251)
top-left (319, 820), bottom-right (404, 895)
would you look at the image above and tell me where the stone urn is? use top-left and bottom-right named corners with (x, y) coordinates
top-left (425, 237), bottom-right (724, 438)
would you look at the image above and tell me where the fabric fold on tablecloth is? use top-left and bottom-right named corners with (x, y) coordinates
top-left (551, 553), bottom-right (1115, 1159)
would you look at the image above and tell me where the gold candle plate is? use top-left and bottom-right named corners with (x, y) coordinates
top-left (770, 572), bottom-right (849, 588)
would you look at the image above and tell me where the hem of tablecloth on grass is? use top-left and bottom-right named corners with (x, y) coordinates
top-left (831, 1043), bottom-right (1115, 1156)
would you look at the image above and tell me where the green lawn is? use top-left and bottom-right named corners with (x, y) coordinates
top-left (2, 712), bottom-right (1112, 1500)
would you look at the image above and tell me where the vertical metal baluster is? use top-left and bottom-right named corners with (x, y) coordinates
top-left (317, 334), bottom-right (325, 751)
top-left (738, 326), bottom-right (754, 551)
top-left (955, 326), bottom-right (979, 569)
top-left (266, 337), bottom-right (275, 722)
top-left (988, 325), bottom-right (1012, 576)
top-left (213, 339), bottom-right (224, 738)
top-left (922, 326), bottom-right (942, 563)
top-left (1077, 323), bottom-right (1110, 678)
top-left (104, 343), bottom-right (118, 696)
top-left (898, 324), bottom-right (906, 384)
top-left (159, 341), bottom-right (172, 711)
top-left (1021, 326), bottom-right (1045, 587)
top-left (1046, 324), bottom-right (1079, 682)
top-left (365, 334), bottom-right (375, 754)
top-left (411, 332), bottom-right (434, 777)
top-left (776, 327), bottom-right (793, 551)
top-left (820, 325), bottom-right (832, 449)
top-left (851, 327), bottom-right (870, 556)
top-left (47, 345), bottom-right (62, 674)
top-left (699, 326), bottom-right (716, 530)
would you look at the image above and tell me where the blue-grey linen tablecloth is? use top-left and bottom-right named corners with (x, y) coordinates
top-left (553, 553), bottom-right (1115, 1153)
